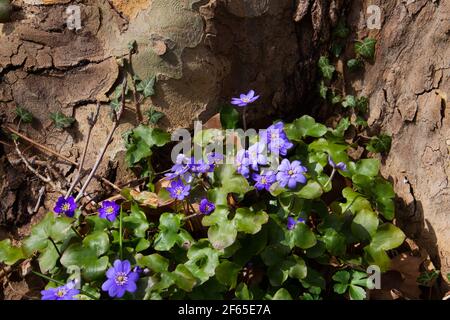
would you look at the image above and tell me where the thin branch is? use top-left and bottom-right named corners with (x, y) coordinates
top-left (32, 186), bottom-right (46, 214)
top-left (14, 141), bottom-right (56, 189)
top-left (66, 102), bottom-right (101, 197)
top-left (6, 126), bottom-right (77, 166)
top-left (75, 78), bottom-right (127, 202)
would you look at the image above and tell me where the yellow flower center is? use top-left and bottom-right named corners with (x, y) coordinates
top-left (242, 98), bottom-right (249, 103)
top-left (288, 170), bottom-right (294, 175)
top-left (62, 203), bottom-right (70, 211)
top-left (176, 188), bottom-right (182, 195)
top-left (106, 207), bottom-right (114, 214)
top-left (56, 289), bottom-right (66, 297)
top-left (261, 177), bottom-right (267, 184)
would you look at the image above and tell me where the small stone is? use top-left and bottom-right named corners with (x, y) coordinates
top-left (152, 40), bottom-right (167, 56)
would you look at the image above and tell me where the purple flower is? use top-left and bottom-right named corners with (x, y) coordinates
top-left (41, 281), bottom-right (79, 300)
top-left (252, 171), bottom-right (276, 191)
top-left (328, 156), bottom-right (347, 172)
top-left (287, 217), bottom-right (306, 230)
top-left (235, 149), bottom-right (250, 178)
top-left (54, 196), bottom-right (77, 217)
top-left (276, 159), bottom-right (307, 189)
top-left (165, 154), bottom-right (192, 182)
top-left (167, 179), bottom-right (191, 200)
top-left (199, 198), bottom-right (215, 215)
top-left (248, 142), bottom-right (268, 171)
top-left (98, 200), bottom-right (120, 222)
top-left (189, 157), bottom-right (214, 174)
top-left (261, 122), bottom-right (293, 156)
top-left (231, 90), bottom-right (260, 107)
top-left (207, 152), bottom-right (224, 165)
top-left (102, 260), bottom-right (139, 298)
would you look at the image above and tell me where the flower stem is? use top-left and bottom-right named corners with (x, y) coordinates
top-left (182, 212), bottom-right (202, 221)
top-left (71, 226), bottom-right (83, 239)
top-left (48, 237), bottom-right (62, 258)
top-left (243, 108), bottom-right (247, 131)
top-left (119, 206), bottom-right (123, 260)
top-left (31, 271), bottom-right (98, 300)
top-left (324, 168), bottom-right (336, 189)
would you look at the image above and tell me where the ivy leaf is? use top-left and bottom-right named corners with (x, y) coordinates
top-left (342, 95), bottom-right (356, 108)
top-left (370, 223), bottom-right (405, 251)
top-left (220, 105), bottom-right (239, 129)
top-left (355, 38), bottom-right (377, 60)
top-left (50, 112), bottom-right (75, 129)
top-left (332, 117), bottom-right (351, 137)
top-left (356, 96), bottom-right (369, 113)
top-left (285, 115), bottom-right (328, 141)
top-left (145, 108), bottom-right (165, 125)
top-left (234, 208), bottom-right (268, 235)
top-left (318, 56), bottom-right (335, 80)
top-left (0, 239), bottom-right (25, 265)
top-left (347, 58), bottom-right (363, 71)
top-left (331, 92), bottom-right (342, 104)
top-left (333, 20), bottom-right (350, 38)
top-left (366, 134), bottom-right (392, 153)
top-left (136, 76), bottom-right (156, 97)
top-left (319, 81), bottom-right (328, 99)
top-left (14, 106), bottom-right (33, 123)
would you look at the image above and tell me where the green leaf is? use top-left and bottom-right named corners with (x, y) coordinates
top-left (135, 238), bottom-right (151, 252)
top-left (332, 270), bottom-right (350, 284)
top-left (318, 56), bottom-right (335, 80)
top-left (319, 81), bottom-right (328, 99)
top-left (292, 223), bottom-right (317, 249)
top-left (208, 220), bottom-right (237, 250)
top-left (356, 96), bottom-right (369, 113)
top-left (154, 213), bottom-right (181, 251)
top-left (355, 38), bottom-right (377, 60)
top-left (125, 140), bottom-right (152, 166)
top-left (0, 239), bottom-right (25, 265)
top-left (333, 20), bottom-right (350, 38)
top-left (351, 159), bottom-right (380, 177)
top-left (132, 125), bottom-right (171, 148)
top-left (136, 253), bottom-right (169, 273)
top-left (220, 105), bottom-right (240, 129)
top-left (366, 134), bottom-right (392, 153)
top-left (272, 288), bottom-right (293, 300)
top-left (351, 209), bottom-right (379, 240)
top-left (38, 244), bottom-right (59, 273)
top-left (342, 95), bottom-right (356, 108)
top-left (23, 213), bottom-right (55, 255)
top-left (331, 42), bottom-right (344, 58)
top-left (14, 106), bottom-right (33, 123)
top-left (60, 243), bottom-right (108, 281)
top-left (332, 117), bottom-right (351, 137)
top-left (288, 255), bottom-right (307, 280)
top-left (331, 93), bottom-right (342, 104)
top-left (235, 283), bottom-right (253, 300)
top-left (370, 223), bottom-right (405, 251)
top-left (82, 231), bottom-right (110, 257)
top-left (185, 241), bottom-right (220, 284)
top-left (123, 203), bottom-right (149, 238)
top-left (322, 228), bottom-right (346, 256)
top-left (349, 284), bottom-right (367, 300)
top-left (136, 76), bottom-right (156, 97)
top-left (215, 261), bottom-right (241, 289)
top-left (285, 116), bottom-right (328, 141)
top-left (234, 208), bottom-right (268, 235)
top-left (214, 164), bottom-right (252, 196)
top-left (364, 245), bottom-right (391, 272)
top-left (50, 112), bottom-right (75, 129)
top-left (333, 283), bottom-right (348, 294)
top-left (260, 244), bottom-right (290, 266)
top-left (347, 58), bottom-right (363, 71)
top-left (145, 108), bottom-right (165, 125)
top-left (171, 264), bottom-right (197, 292)
top-left (296, 181), bottom-right (323, 199)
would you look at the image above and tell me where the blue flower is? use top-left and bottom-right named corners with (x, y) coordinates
top-left (231, 90), bottom-right (260, 107)
top-left (199, 198), bottom-right (215, 215)
top-left (252, 171), bottom-right (276, 191)
top-left (287, 217), bottom-right (306, 230)
top-left (165, 154), bottom-right (192, 182)
top-left (248, 142), bottom-right (268, 171)
top-left (102, 260), bottom-right (139, 298)
top-left (53, 196), bottom-right (77, 217)
top-left (276, 159), bottom-right (307, 189)
top-left (41, 281), bottom-right (79, 300)
top-left (207, 152), bottom-right (224, 165)
top-left (235, 149), bottom-right (250, 178)
top-left (261, 122), bottom-right (293, 156)
top-left (189, 157), bottom-right (214, 174)
top-left (167, 179), bottom-right (191, 200)
top-left (98, 200), bottom-right (120, 222)
top-left (328, 156), bottom-right (347, 172)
